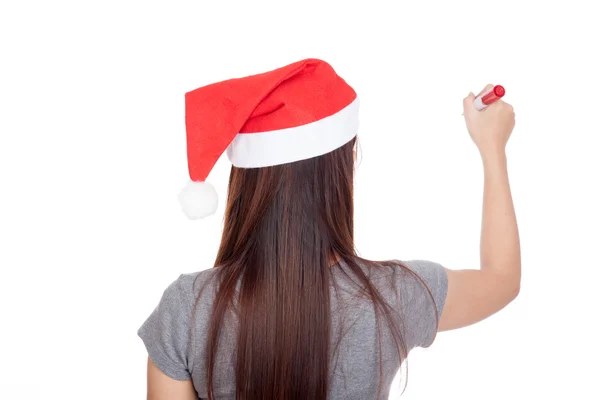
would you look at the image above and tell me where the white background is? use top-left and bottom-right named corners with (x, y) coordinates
top-left (1, 1), bottom-right (599, 399)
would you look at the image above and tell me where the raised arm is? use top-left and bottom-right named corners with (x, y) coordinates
top-left (438, 85), bottom-right (521, 331)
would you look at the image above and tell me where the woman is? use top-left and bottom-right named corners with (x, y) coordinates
top-left (137, 59), bottom-right (520, 399)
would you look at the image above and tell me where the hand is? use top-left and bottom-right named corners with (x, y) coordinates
top-left (463, 84), bottom-right (516, 158)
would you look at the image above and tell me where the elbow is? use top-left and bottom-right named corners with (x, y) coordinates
top-left (494, 268), bottom-right (521, 303)
top-left (508, 279), bottom-right (520, 302)
top-left (494, 270), bottom-right (520, 303)
top-left (503, 268), bottom-right (521, 303)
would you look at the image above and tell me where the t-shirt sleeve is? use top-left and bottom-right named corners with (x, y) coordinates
top-left (137, 274), bottom-right (194, 380)
top-left (399, 259), bottom-right (448, 349)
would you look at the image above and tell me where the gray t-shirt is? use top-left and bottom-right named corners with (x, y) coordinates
top-left (137, 259), bottom-right (448, 399)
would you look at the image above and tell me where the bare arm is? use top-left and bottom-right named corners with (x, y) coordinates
top-left (480, 151), bottom-right (521, 284)
top-left (438, 86), bottom-right (521, 331)
top-left (146, 357), bottom-right (197, 400)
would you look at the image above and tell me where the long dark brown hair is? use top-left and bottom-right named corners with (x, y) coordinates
top-left (196, 136), bottom-right (433, 399)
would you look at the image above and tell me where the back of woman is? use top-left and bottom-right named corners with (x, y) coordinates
top-left (138, 59), bottom-right (520, 399)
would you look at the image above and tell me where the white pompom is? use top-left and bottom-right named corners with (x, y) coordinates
top-left (178, 180), bottom-right (218, 219)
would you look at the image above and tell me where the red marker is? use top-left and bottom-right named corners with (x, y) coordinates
top-left (474, 85), bottom-right (505, 111)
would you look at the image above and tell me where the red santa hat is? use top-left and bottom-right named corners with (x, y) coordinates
top-left (179, 58), bottom-right (359, 219)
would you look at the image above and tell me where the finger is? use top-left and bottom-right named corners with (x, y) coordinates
top-left (494, 99), bottom-right (512, 110)
top-left (476, 84), bottom-right (494, 97)
top-left (463, 92), bottom-right (475, 114)
top-left (463, 91), bottom-right (474, 104)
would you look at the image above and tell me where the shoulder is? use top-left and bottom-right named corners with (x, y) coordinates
top-left (402, 260), bottom-right (448, 293)
top-left (334, 258), bottom-right (448, 318)
top-left (396, 260), bottom-right (448, 318)
top-left (171, 268), bottom-right (221, 305)
top-left (145, 268), bottom-right (221, 327)
top-left (137, 268), bottom-right (219, 380)
top-left (396, 260), bottom-right (448, 348)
